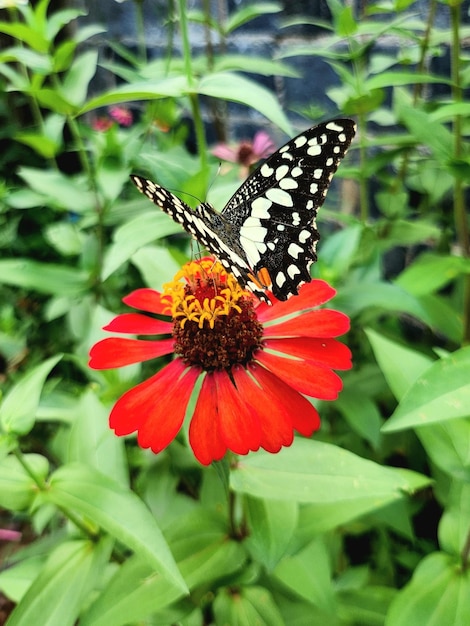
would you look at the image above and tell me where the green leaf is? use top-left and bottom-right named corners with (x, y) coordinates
top-left (44, 222), bottom-right (83, 256)
top-left (318, 224), bottom-right (363, 277)
top-left (385, 552), bottom-right (470, 626)
top-left (61, 50), bottom-right (98, 107)
top-left (365, 328), bottom-right (433, 401)
top-left (0, 259), bottom-right (89, 296)
top-left (0, 454), bottom-right (49, 511)
top-left (131, 245), bottom-right (182, 290)
top-left (46, 8), bottom-right (86, 41)
top-left (17, 167), bottom-right (96, 212)
top-left (395, 253), bottom-right (470, 296)
top-left (0, 21), bottom-right (48, 52)
top-left (67, 390), bottom-right (128, 487)
top-left (332, 281), bottom-right (432, 325)
top-left (14, 131), bottom-right (60, 159)
top-left (80, 555), bottom-right (185, 626)
top-left (245, 497), bottom-right (298, 571)
top-left (336, 5), bottom-right (357, 36)
top-left (47, 463), bottom-right (187, 593)
top-left (6, 539), bottom-right (112, 626)
top-left (197, 73), bottom-right (292, 135)
top-left (78, 77), bottom-right (188, 114)
top-left (382, 346), bottom-right (470, 432)
top-left (367, 71), bottom-right (451, 90)
top-left (0, 355), bottom-right (62, 435)
top-left (338, 586), bottom-right (396, 626)
top-left (335, 387), bottom-right (382, 448)
top-left (377, 218), bottom-right (440, 247)
top-left (0, 555), bottom-right (44, 603)
top-left (224, 2), bottom-right (282, 34)
top-left (30, 88), bottom-right (77, 115)
top-left (438, 482), bottom-right (470, 555)
top-left (416, 419), bottom-right (470, 482)
top-left (165, 510), bottom-right (246, 589)
top-left (396, 100), bottom-right (454, 164)
top-left (0, 46), bottom-right (52, 73)
top-left (214, 55), bottom-right (299, 78)
top-left (214, 586), bottom-right (284, 626)
top-left (273, 539), bottom-right (334, 612)
top-left (416, 294), bottom-right (462, 344)
top-left (231, 439), bottom-right (430, 504)
top-left (101, 211), bottom-right (182, 280)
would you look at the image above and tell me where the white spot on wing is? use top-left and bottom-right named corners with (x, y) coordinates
top-left (288, 242), bottom-right (303, 259)
top-left (287, 264), bottom-right (301, 279)
top-left (275, 165), bottom-right (289, 180)
top-left (261, 163), bottom-right (274, 177)
top-left (279, 178), bottom-right (298, 190)
top-left (251, 197), bottom-right (272, 218)
top-left (326, 121), bottom-right (344, 132)
top-left (294, 136), bottom-right (307, 148)
top-left (265, 188), bottom-right (293, 207)
top-left (307, 144), bottom-right (322, 157)
top-left (276, 272), bottom-right (287, 287)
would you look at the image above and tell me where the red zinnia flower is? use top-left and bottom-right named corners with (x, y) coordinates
top-left (92, 117), bottom-right (114, 132)
top-left (109, 105), bottom-right (133, 127)
top-left (89, 259), bottom-right (351, 465)
top-left (212, 131), bottom-right (275, 176)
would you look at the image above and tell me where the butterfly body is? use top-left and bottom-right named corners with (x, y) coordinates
top-left (131, 118), bottom-right (356, 304)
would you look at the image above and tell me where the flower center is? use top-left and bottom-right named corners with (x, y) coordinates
top-left (237, 142), bottom-right (255, 166)
top-left (162, 259), bottom-right (263, 371)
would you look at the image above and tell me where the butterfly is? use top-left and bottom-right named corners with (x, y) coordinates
top-left (131, 118), bottom-right (356, 304)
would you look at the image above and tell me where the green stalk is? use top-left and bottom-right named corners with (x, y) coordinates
top-left (349, 37), bottom-right (369, 222)
top-left (449, 1), bottom-right (470, 344)
top-left (178, 0), bottom-right (208, 170)
top-left (395, 0), bottom-right (437, 190)
top-left (134, 0), bottom-right (147, 62)
top-left (13, 448), bottom-right (99, 539)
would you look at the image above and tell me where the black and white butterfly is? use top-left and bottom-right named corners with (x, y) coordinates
top-left (131, 118), bottom-right (355, 304)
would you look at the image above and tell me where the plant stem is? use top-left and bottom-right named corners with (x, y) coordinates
top-left (449, 1), bottom-right (470, 344)
top-left (461, 527), bottom-right (470, 570)
top-left (13, 448), bottom-right (99, 538)
top-left (395, 0), bottom-right (437, 190)
top-left (134, 0), bottom-right (147, 62)
top-left (178, 0), bottom-right (208, 171)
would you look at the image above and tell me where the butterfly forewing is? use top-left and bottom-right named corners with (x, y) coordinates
top-left (131, 118), bottom-right (356, 304)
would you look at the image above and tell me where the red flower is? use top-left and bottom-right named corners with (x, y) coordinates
top-left (91, 117), bottom-right (114, 132)
top-left (109, 105), bottom-right (133, 127)
top-left (89, 259), bottom-right (351, 465)
top-left (212, 131), bottom-right (275, 176)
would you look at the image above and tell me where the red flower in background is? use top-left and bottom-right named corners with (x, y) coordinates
top-left (109, 105), bottom-right (133, 127)
top-left (212, 131), bottom-right (275, 176)
top-left (89, 259), bottom-right (351, 465)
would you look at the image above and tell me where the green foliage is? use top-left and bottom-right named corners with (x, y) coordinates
top-left (0, 0), bottom-right (469, 625)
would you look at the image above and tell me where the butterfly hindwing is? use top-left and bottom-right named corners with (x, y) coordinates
top-left (131, 118), bottom-right (356, 304)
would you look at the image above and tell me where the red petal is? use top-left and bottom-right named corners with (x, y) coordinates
top-left (231, 365), bottom-right (293, 453)
top-left (248, 362), bottom-right (320, 436)
top-left (255, 350), bottom-right (343, 400)
top-left (109, 359), bottom-right (200, 454)
top-left (263, 309), bottom-right (350, 338)
top-left (189, 373), bottom-right (226, 465)
top-left (263, 337), bottom-right (352, 370)
top-left (215, 369), bottom-right (261, 456)
top-left (256, 280), bottom-right (336, 323)
top-left (89, 337), bottom-right (174, 369)
top-left (104, 313), bottom-right (172, 335)
top-left (123, 288), bottom-right (168, 315)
